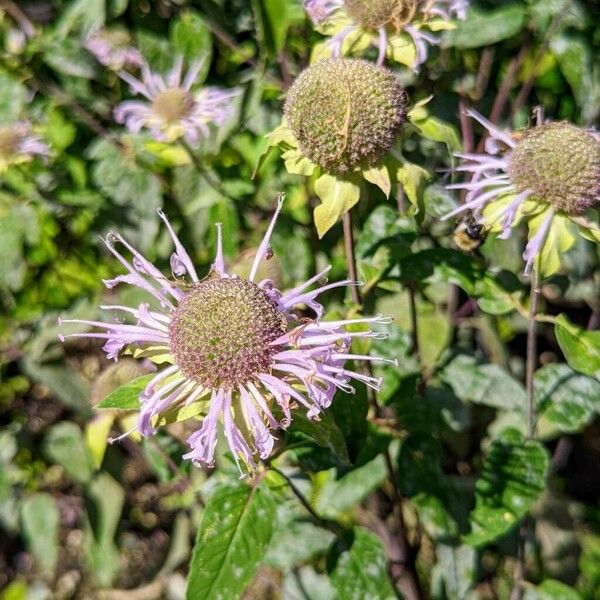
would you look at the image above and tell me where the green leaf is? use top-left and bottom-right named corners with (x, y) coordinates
top-left (20, 494), bottom-right (59, 576)
top-left (43, 422), bottom-right (95, 485)
top-left (413, 116), bottom-right (461, 151)
top-left (396, 162), bottom-right (430, 207)
top-left (170, 11), bottom-right (212, 85)
top-left (464, 428), bottom-right (549, 546)
top-left (443, 6), bottom-right (527, 49)
top-left (535, 363), bottom-right (600, 436)
top-left (431, 543), bottom-right (477, 600)
top-left (281, 148), bottom-right (317, 176)
top-left (524, 580), bottom-right (583, 600)
top-left (363, 163), bottom-right (391, 198)
top-left (287, 410), bottom-right (350, 466)
top-left (439, 354), bottom-right (525, 412)
top-left (187, 483), bottom-right (277, 600)
top-left (85, 473), bottom-right (124, 587)
top-left (265, 521), bottom-right (335, 570)
top-left (0, 70), bottom-right (27, 124)
top-left (313, 173), bottom-right (361, 238)
top-left (252, 0), bottom-right (291, 55)
top-left (44, 39), bottom-right (97, 78)
top-left (96, 373), bottom-right (154, 409)
top-left (554, 314), bottom-right (600, 377)
top-left (330, 527), bottom-right (396, 600)
top-left (315, 455), bottom-right (387, 517)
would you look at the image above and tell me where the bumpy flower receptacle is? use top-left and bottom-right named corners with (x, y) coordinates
top-left (344, 0), bottom-right (419, 29)
top-left (169, 278), bottom-right (287, 389)
top-left (284, 58), bottom-right (407, 173)
top-left (508, 122), bottom-right (600, 214)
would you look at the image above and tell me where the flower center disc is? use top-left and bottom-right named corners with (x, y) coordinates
top-left (508, 122), bottom-right (600, 214)
top-left (168, 278), bottom-right (287, 389)
top-left (0, 128), bottom-right (19, 158)
top-left (344, 0), bottom-right (419, 29)
top-left (151, 88), bottom-right (195, 123)
top-left (284, 58), bottom-right (407, 173)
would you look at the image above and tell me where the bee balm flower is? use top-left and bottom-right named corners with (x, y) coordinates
top-left (114, 57), bottom-right (237, 145)
top-left (304, 0), bottom-right (469, 70)
top-left (0, 121), bottom-right (49, 172)
top-left (59, 197), bottom-right (395, 474)
top-left (445, 111), bottom-right (600, 275)
top-left (284, 58), bottom-right (407, 173)
top-left (85, 29), bottom-right (143, 70)
top-left (263, 58), bottom-right (411, 236)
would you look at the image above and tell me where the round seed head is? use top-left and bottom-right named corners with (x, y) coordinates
top-left (151, 88), bottom-right (196, 123)
top-left (168, 278), bottom-right (287, 389)
top-left (508, 122), bottom-right (600, 214)
top-left (284, 58), bottom-right (408, 173)
top-left (344, 0), bottom-right (419, 29)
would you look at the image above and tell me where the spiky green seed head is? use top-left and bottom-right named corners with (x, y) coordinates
top-left (508, 122), bottom-right (600, 214)
top-left (284, 58), bottom-right (408, 173)
top-left (168, 278), bottom-right (287, 389)
top-left (344, 0), bottom-right (419, 29)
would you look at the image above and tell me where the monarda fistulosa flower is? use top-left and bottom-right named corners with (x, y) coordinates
top-left (284, 57), bottom-right (407, 173)
top-left (262, 58), bottom-right (420, 237)
top-left (58, 198), bottom-right (395, 475)
top-left (114, 56), bottom-right (238, 145)
top-left (304, 0), bottom-right (468, 70)
top-left (0, 121), bottom-right (49, 172)
top-left (84, 28), bottom-right (143, 71)
top-left (445, 111), bottom-right (600, 275)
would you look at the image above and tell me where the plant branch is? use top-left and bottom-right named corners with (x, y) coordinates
top-left (342, 210), bottom-right (361, 306)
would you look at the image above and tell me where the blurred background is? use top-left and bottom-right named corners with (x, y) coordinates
top-left (0, 1), bottom-right (599, 599)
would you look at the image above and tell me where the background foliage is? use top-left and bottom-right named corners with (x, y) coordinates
top-left (1, 0), bottom-right (600, 599)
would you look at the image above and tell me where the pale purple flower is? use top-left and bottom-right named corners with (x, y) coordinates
top-left (59, 197), bottom-right (395, 475)
top-left (304, 0), bottom-right (469, 69)
top-left (114, 57), bottom-right (237, 145)
top-left (443, 110), bottom-right (600, 275)
top-left (85, 29), bottom-right (143, 70)
top-left (0, 121), bottom-right (49, 172)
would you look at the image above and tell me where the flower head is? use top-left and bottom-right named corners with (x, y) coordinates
top-left (284, 58), bottom-right (407, 173)
top-left (59, 197), bottom-right (395, 474)
top-left (445, 111), bottom-right (600, 275)
top-left (0, 121), bottom-right (49, 172)
top-left (114, 57), bottom-right (237, 145)
top-left (85, 29), bottom-right (143, 70)
top-left (305, 0), bottom-right (469, 70)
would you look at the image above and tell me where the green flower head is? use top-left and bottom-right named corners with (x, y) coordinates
top-left (284, 58), bottom-right (408, 174)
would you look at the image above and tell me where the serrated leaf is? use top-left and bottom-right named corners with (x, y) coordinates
top-left (413, 116), bottom-right (461, 151)
top-left (554, 314), bottom-right (600, 377)
top-left (464, 428), bottom-right (549, 546)
top-left (439, 354), bottom-right (525, 412)
top-left (535, 363), bottom-right (600, 436)
top-left (313, 173), bottom-right (361, 238)
top-left (96, 374), bottom-right (154, 409)
top-left (187, 483), bottom-right (276, 600)
top-left (20, 494), bottom-right (59, 576)
top-left (315, 455), bottom-right (387, 517)
top-left (330, 527), bottom-right (396, 600)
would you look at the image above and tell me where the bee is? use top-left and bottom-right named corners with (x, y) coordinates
top-left (453, 213), bottom-right (488, 252)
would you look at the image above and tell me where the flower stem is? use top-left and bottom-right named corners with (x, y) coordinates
top-left (525, 266), bottom-right (540, 439)
top-left (341, 208), bottom-right (423, 600)
top-left (342, 211), bottom-right (361, 306)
